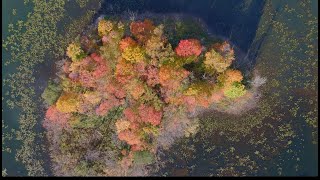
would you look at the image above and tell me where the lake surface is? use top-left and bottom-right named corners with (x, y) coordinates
top-left (2, 0), bottom-right (318, 176)
top-left (2, 0), bottom-right (33, 176)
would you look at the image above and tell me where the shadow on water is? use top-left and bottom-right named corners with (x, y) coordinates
top-left (97, 0), bottom-right (265, 53)
top-left (96, 0), bottom-right (266, 75)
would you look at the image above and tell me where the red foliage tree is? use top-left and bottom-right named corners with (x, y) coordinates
top-left (79, 70), bottom-right (96, 88)
top-left (63, 61), bottom-right (71, 73)
top-left (68, 72), bottom-right (79, 80)
top-left (182, 95), bottom-right (197, 112)
top-left (118, 129), bottom-right (143, 146)
top-left (175, 39), bottom-right (202, 57)
top-left (91, 53), bottom-right (110, 79)
top-left (96, 96), bottom-right (125, 116)
top-left (138, 104), bottom-right (162, 126)
top-left (144, 65), bottom-right (160, 87)
top-left (124, 107), bottom-right (140, 123)
top-left (44, 105), bottom-right (71, 129)
top-left (92, 64), bottom-right (108, 79)
top-left (91, 53), bottom-right (105, 64)
top-left (123, 105), bottom-right (162, 126)
top-left (105, 80), bottom-right (127, 99)
top-left (133, 61), bottom-right (147, 78)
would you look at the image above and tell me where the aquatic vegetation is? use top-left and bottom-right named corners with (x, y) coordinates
top-left (2, 120), bottom-right (13, 154)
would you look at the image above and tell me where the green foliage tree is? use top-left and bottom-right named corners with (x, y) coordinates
top-left (133, 151), bottom-right (154, 165)
top-left (74, 161), bottom-right (89, 176)
top-left (41, 80), bottom-right (63, 105)
top-left (224, 82), bottom-right (246, 99)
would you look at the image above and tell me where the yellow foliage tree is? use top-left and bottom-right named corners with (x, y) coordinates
top-left (56, 92), bottom-right (81, 113)
top-left (98, 19), bottom-right (113, 37)
top-left (204, 42), bottom-right (235, 73)
top-left (204, 49), bottom-right (227, 73)
top-left (217, 69), bottom-right (244, 88)
top-left (67, 43), bottom-right (86, 62)
top-left (121, 46), bottom-right (145, 63)
top-left (145, 25), bottom-right (175, 65)
top-left (83, 91), bottom-right (102, 105)
top-left (184, 81), bottom-right (215, 96)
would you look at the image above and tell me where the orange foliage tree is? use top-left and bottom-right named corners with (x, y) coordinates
top-left (119, 37), bottom-right (137, 52)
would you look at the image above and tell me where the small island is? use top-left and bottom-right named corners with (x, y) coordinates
top-left (41, 17), bottom-right (260, 176)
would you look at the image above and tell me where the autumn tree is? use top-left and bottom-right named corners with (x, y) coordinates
top-left (145, 25), bottom-right (175, 65)
top-left (56, 92), bottom-right (81, 113)
top-left (137, 104), bottom-right (162, 126)
top-left (67, 42), bottom-right (86, 62)
top-left (204, 41), bottom-right (235, 73)
top-left (122, 46), bottom-right (145, 63)
top-left (133, 151), bottom-right (154, 165)
top-left (96, 96), bottom-right (124, 116)
top-left (41, 80), bottom-right (63, 105)
top-left (115, 119), bottom-right (131, 133)
top-left (44, 105), bottom-right (71, 129)
top-left (98, 19), bottom-right (113, 37)
top-left (224, 82), bottom-right (246, 99)
top-left (175, 39), bottom-right (202, 58)
top-left (119, 37), bottom-right (137, 52)
top-left (118, 129), bottom-right (143, 146)
top-left (217, 69), bottom-right (244, 88)
top-left (115, 58), bottom-right (136, 84)
top-left (159, 65), bottom-right (190, 90)
top-left (43, 18), bottom-right (251, 174)
top-left (130, 19), bottom-right (155, 44)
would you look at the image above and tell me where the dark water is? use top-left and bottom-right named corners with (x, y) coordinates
top-left (98, 0), bottom-right (265, 53)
